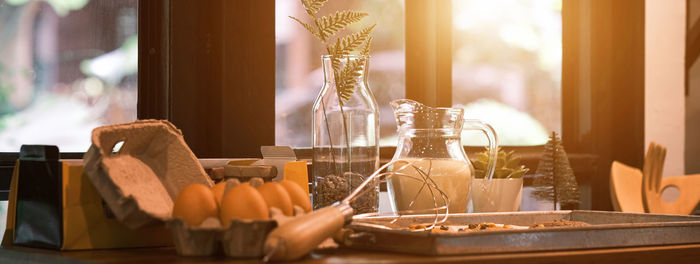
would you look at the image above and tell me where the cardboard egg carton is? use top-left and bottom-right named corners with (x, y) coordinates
top-left (84, 120), bottom-right (214, 229)
top-left (166, 216), bottom-right (278, 257)
top-left (165, 178), bottom-right (305, 257)
top-left (82, 120), bottom-right (307, 258)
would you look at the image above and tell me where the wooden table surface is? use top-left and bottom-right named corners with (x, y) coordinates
top-left (2, 243), bottom-right (700, 264)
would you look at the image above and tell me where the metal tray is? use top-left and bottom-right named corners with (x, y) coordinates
top-left (343, 210), bottom-right (700, 255)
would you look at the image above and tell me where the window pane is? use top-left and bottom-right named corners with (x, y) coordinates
top-left (275, 0), bottom-right (405, 147)
top-left (0, 0), bottom-right (138, 152)
top-left (452, 0), bottom-right (561, 146)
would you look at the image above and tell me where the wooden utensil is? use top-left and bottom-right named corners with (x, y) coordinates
top-left (611, 142), bottom-right (700, 215)
top-left (610, 161), bottom-right (645, 213)
top-left (611, 162), bottom-right (700, 214)
top-left (263, 204), bottom-right (352, 261)
top-left (642, 142), bottom-right (700, 215)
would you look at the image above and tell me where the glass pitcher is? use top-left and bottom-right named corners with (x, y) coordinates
top-left (388, 99), bottom-right (498, 214)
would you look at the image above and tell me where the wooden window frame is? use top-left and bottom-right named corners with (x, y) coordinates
top-left (139, 0), bottom-right (644, 210)
top-left (137, 0), bottom-right (644, 211)
top-left (561, 0), bottom-right (645, 210)
top-left (137, 0), bottom-right (275, 158)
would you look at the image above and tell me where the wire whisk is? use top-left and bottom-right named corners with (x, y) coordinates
top-left (343, 159), bottom-right (451, 231)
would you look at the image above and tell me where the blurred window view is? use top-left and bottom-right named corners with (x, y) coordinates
top-left (275, 0), bottom-right (405, 147)
top-left (0, 0), bottom-right (138, 152)
top-left (453, 0), bottom-right (562, 146)
top-left (276, 0), bottom-right (561, 147)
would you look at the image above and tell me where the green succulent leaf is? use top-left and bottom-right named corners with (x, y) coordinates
top-left (476, 152), bottom-right (489, 163)
top-left (494, 168), bottom-right (513, 179)
top-left (496, 157), bottom-right (506, 168)
top-left (509, 168), bottom-right (528, 179)
top-left (505, 150), bottom-right (514, 160)
top-left (471, 147), bottom-right (528, 178)
top-left (472, 160), bottom-right (487, 171)
top-left (506, 156), bottom-right (521, 169)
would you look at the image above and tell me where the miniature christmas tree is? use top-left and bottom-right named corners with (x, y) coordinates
top-left (533, 132), bottom-right (580, 210)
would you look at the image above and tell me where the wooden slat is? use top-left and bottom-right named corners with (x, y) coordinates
top-left (686, 16), bottom-right (700, 69)
top-left (137, 0), bottom-right (169, 120)
top-left (138, 0), bottom-right (275, 158)
top-left (221, 0), bottom-right (276, 158)
top-left (168, 0), bottom-right (225, 157)
top-left (687, 0), bottom-right (698, 96)
top-left (562, 0), bottom-right (645, 210)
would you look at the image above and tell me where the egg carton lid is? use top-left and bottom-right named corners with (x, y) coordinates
top-left (83, 120), bottom-right (213, 229)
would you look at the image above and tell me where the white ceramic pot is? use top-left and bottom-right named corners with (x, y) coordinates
top-left (470, 178), bottom-right (523, 212)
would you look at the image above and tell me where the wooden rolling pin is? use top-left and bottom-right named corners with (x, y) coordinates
top-left (263, 203), bottom-right (353, 261)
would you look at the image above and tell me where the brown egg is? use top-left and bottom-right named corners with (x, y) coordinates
top-left (257, 182), bottom-right (294, 216)
top-left (172, 183), bottom-right (218, 227)
top-left (211, 181), bottom-right (227, 206)
top-left (279, 180), bottom-right (312, 212)
top-left (220, 183), bottom-right (269, 226)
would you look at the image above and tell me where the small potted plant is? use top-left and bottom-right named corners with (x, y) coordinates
top-left (471, 147), bottom-right (528, 212)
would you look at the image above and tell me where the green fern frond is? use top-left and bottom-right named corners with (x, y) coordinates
top-left (301, 0), bottom-right (328, 16)
top-left (316, 11), bottom-right (368, 40)
top-left (331, 24), bottom-right (375, 55)
top-left (289, 16), bottom-right (323, 40)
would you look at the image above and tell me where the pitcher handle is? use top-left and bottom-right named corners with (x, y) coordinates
top-left (463, 120), bottom-right (498, 182)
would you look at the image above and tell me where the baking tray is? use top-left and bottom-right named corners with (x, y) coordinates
top-left (343, 210), bottom-right (700, 255)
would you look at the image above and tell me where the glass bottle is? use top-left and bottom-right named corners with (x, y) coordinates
top-left (312, 55), bottom-right (379, 214)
